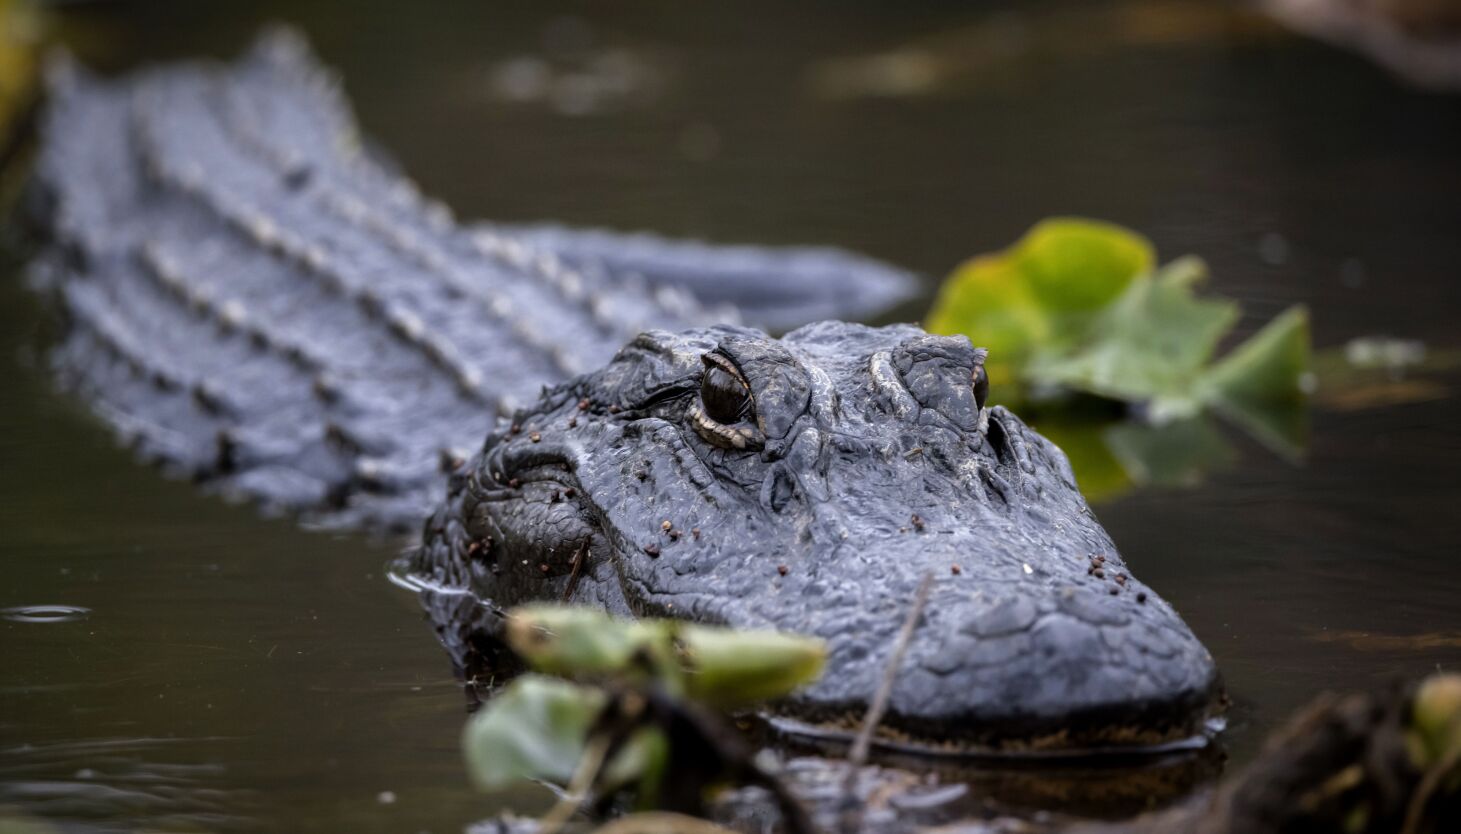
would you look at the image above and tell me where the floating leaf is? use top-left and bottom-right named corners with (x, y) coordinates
top-left (1199, 305), bottom-right (1312, 408)
top-left (1033, 257), bottom-right (1238, 406)
top-left (1197, 306), bottom-right (1311, 459)
top-left (927, 219), bottom-right (1314, 490)
top-left (462, 674), bottom-right (662, 792)
top-left (926, 218), bottom-right (1153, 396)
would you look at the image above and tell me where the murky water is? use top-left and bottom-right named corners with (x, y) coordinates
top-left (4, 1), bottom-right (1461, 831)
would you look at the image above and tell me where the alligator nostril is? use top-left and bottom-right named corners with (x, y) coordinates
top-left (986, 411), bottom-right (1015, 467)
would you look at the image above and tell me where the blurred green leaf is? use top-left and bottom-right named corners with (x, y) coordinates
top-left (676, 624), bottom-right (825, 709)
top-left (462, 674), bottom-right (663, 792)
top-left (1034, 257), bottom-right (1238, 407)
top-left (0, 0), bottom-right (40, 140)
top-left (1197, 306), bottom-right (1311, 459)
top-left (928, 218), bottom-right (1314, 493)
top-left (926, 217), bottom-right (1153, 397)
top-left (507, 604), bottom-right (681, 690)
top-left (506, 605), bottom-right (826, 709)
top-left (1410, 674), bottom-right (1461, 768)
top-left (1199, 305), bottom-right (1311, 408)
top-left (1032, 419), bottom-right (1132, 503)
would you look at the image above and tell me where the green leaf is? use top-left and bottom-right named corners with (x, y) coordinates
top-left (1197, 306), bottom-right (1311, 459)
top-left (1200, 305), bottom-right (1312, 407)
top-left (676, 625), bottom-right (826, 709)
top-left (1410, 674), bottom-right (1461, 767)
top-left (1013, 218), bottom-right (1156, 314)
top-left (505, 605), bottom-right (827, 708)
top-left (506, 605), bottom-right (680, 688)
top-left (926, 218), bottom-right (1154, 398)
top-left (461, 674), bottom-right (662, 792)
top-left (1033, 257), bottom-right (1239, 404)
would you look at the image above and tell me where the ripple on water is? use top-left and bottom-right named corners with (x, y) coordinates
top-left (1, 605), bottom-right (91, 624)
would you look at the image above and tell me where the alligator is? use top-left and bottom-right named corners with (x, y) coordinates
top-left (19, 30), bottom-right (1220, 756)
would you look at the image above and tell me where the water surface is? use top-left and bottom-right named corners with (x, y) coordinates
top-left (4, 1), bottom-right (1461, 831)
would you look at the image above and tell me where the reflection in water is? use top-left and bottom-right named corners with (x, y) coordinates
top-left (2, 0), bottom-right (1460, 832)
top-left (0, 738), bottom-right (259, 833)
top-left (1, 606), bottom-right (90, 624)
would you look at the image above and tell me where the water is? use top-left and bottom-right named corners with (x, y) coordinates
top-left (3, 1), bottom-right (1460, 831)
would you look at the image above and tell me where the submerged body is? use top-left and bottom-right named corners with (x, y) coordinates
top-left (22, 31), bottom-right (1219, 753)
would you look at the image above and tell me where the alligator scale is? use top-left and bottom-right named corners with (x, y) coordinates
top-left (21, 32), bottom-right (1220, 755)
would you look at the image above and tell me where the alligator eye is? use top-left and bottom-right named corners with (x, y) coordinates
top-left (701, 363), bottom-right (752, 424)
top-left (691, 354), bottom-right (763, 450)
top-left (973, 363), bottom-right (989, 412)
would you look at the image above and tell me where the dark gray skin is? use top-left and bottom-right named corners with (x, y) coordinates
top-left (22, 31), bottom-right (1219, 755)
top-left (413, 322), bottom-right (1219, 751)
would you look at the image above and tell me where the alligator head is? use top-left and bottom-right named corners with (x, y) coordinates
top-left (411, 321), bottom-right (1220, 754)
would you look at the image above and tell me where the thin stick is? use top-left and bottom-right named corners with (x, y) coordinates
top-left (562, 541), bottom-right (588, 602)
top-left (1401, 719), bottom-right (1461, 834)
top-left (839, 572), bottom-right (934, 833)
top-left (849, 572), bottom-right (933, 766)
top-left (537, 729), bottom-right (614, 834)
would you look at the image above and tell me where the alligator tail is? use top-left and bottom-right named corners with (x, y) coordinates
top-left (23, 28), bottom-right (914, 531)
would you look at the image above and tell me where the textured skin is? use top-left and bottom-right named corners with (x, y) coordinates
top-left (26, 30), bottom-right (914, 528)
top-left (414, 324), bottom-right (1219, 750)
top-left (25, 32), bottom-right (1219, 751)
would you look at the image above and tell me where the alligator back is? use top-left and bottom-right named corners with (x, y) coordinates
top-left (25, 30), bottom-right (914, 530)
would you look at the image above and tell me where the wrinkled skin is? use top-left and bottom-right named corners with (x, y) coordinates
top-left (413, 322), bottom-right (1221, 752)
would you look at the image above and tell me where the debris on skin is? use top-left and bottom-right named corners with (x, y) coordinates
top-left (951, 564), bottom-right (961, 575)
top-left (910, 513), bottom-right (925, 531)
top-left (568, 417), bottom-right (578, 428)
top-left (510, 423), bottom-right (521, 435)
